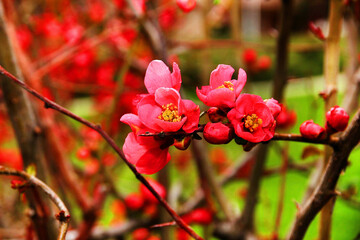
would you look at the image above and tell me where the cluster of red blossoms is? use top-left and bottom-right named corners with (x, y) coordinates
top-left (300, 106), bottom-right (349, 140)
top-left (121, 60), bottom-right (284, 174)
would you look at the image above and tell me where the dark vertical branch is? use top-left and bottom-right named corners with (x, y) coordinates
top-left (272, 0), bottom-right (294, 102)
top-left (0, 2), bottom-right (58, 239)
top-left (238, 144), bottom-right (269, 232)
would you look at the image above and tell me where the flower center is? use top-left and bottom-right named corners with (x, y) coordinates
top-left (216, 81), bottom-right (234, 91)
top-left (158, 103), bottom-right (182, 122)
top-left (243, 114), bottom-right (262, 132)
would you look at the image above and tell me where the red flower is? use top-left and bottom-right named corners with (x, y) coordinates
top-left (227, 94), bottom-right (275, 143)
top-left (203, 122), bottom-right (234, 144)
top-left (299, 120), bottom-right (325, 140)
top-left (176, 0), bottom-right (196, 12)
top-left (196, 64), bottom-right (247, 109)
top-left (120, 60), bottom-right (199, 174)
top-left (326, 106), bottom-right (349, 133)
top-left (140, 178), bottom-right (166, 203)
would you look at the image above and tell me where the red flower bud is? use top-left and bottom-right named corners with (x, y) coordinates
top-left (325, 106), bottom-right (349, 133)
top-left (243, 48), bottom-right (257, 65)
top-left (264, 98), bottom-right (281, 119)
top-left (276, 104), bottom-right (297, 129)
top-left (189, 208), bottom-right (213, 225)
top-left (207, 107), bottom-right (228, 123)
top-left (125, 193), bottom-right (145, 210)
top-left (203, 122), bottom-right (234, 144)
top-left (132, 228), bottom-right (150, 240)
top-left (173, 136), bottom-right (192, 150)
top-left (257, 55), bottom-right (272, 71)
top-left (300, 120), bottom-right (325, 140)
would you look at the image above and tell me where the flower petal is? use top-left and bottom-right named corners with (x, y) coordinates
top-left (235, 68), bottom-right (247, 96)
top-left (135, 149), bottom-right (171, 175)
top-left (154, 88), bottom-right (181, 107)
top-left (144, 60), bottom-right (181, 94)
top-left (138, 95), bottom-right (163, 132)
top-left (210, 64), bottom-right (234, 88)
top-left (181, 99), bottom-right (200, 133)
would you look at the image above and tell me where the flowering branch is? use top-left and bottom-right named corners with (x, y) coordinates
top-left (287, 107), bottom-right (360, 239)
top-left (0, 166), bottom-right (70, 240)
top-left (0, 65), bottom-right (203, 240)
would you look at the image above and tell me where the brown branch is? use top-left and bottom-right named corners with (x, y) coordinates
top-left (287, 107), bottom-right (360, 239)
top-left (0, 65), bottom-right (203, 240)
top-left (272, 133), bottom-right (339, 147)
top-left (0, 166), bottom-right (70, 240)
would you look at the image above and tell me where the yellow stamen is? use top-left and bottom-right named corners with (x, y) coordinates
top-left (243, 114), bottom-right (262, 132)
top-left (158, 103), bottom-right (182, 122)
top-left (216, 81), bottom-right (234, 91)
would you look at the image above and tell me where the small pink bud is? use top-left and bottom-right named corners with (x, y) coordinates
top-left (325, 106), bottom-right (349, 133)
top-left (300, 120), bottom-right (325, 140)
top-left (203, 122), bottom-right (234, 144)
top-left (264, 98), bottom-right (281, 119)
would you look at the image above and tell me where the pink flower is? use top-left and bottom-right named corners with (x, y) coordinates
top-left (227, 94), bottom-right (275, 143)
top-left (264, 98), bottom-right (281, 119)
top-left (299, 120), bottom-right (325, 140)
top-left (176, 0), bottom-right (196, 12)
top-left (137, 88), bottom-right (199, 133)
top-left (326, 106), bottom-right (349, 132)
top-left (121, 114), bottom-right (171, 174)
top-left (203, 122), bottom-right (234, 144)
top-left (196, 64), bottom-right (246, 109)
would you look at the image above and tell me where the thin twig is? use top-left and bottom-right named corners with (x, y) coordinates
top-left (0, 166), bottom-right (70, 240)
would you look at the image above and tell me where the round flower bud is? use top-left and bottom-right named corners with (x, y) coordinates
top-left (300, 120), bottom-right (325, 140)
top-left (203, 122), bottom-right (234, 144)
top-left (207, 107), bottom-right (228, 123)
top-left (326, 106), bottom-right (349, 133)
top-left (189, 208), bottom-right (213, 225)
top-left (124, 193), bottom-right (144, 211)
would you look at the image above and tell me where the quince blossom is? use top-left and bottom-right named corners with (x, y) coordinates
top-left (227, 94), bottom-right (275, 143)
top-left (121, 60), bottom-right (200, 174)
top-left (196, 64), bottom-right (246, 109)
